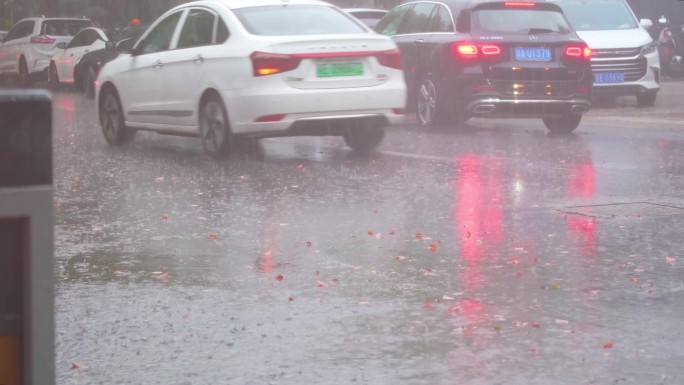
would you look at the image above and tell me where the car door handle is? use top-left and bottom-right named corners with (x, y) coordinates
top-left (413, 39), bottom-right (425, 45)
top-left (194, 54), bottom-right (204, 63)
top-left (154, 60), bottom-right (164, 69)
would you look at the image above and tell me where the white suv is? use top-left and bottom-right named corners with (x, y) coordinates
top-left (0, 17), bottom-right (93, 87)
top-left (554, 0), bottom-right (660, 106)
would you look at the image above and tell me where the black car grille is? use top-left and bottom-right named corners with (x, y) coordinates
top-left (591, 56), bottom-right (647, 82)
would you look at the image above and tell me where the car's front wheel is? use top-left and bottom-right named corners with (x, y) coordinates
top-left (416, 77), bottom-right (441, 127)
top-left (543, 112), bottom-right (582, 134)
top-left (99, 86), bottom-right (136, 145)
top-left (18, 57), bottom-right (33, 88)
top-left (343, 123), bottom-right (385, 153)
top-left (636, 91), bottom-right (657, 107)
top-left (199, 93), bottom-right (232, 159)
top-left (48, 62), bottom-right (60, 91)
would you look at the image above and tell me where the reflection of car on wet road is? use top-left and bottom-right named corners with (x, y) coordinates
top-left (48, 27), bottom-right (108, 90)
top-left (377, 0), bottom-right (593, 133)
top-left (0, 17), bottom-right (93, 87)
top-left (343, 8), bottom-right (389, 29)
top-left (553, 0), bottom-right (660, 106)
top-left (96, 0), bottom-right (406, 158)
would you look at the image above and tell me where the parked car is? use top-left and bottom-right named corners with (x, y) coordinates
top-left (73, 25), bottom-right (147, 98)
top-left (376, 0), bottom-right (593, 133)
top-left (96, 0), bottom-right (406, 158)
top-left (553, 0), bottom-right (660, 106)
top-left (48, 27), bottom-right (108, 90)
top-left (0, 30), bottom-right (7, 41)
top-left (343, 8), bottom-right (389, 29)
top-left (0, 17), bottom-right (93, 86)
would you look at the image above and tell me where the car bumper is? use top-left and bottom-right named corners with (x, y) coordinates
top-left (465, 98), bottom-right (591, 118)
top-left (221, 80), bottom-right (406, 136)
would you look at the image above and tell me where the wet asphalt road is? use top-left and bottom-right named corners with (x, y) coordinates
top-left (48, 83), bottom-right (684, 385)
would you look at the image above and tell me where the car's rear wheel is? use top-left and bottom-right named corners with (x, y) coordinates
top-left (344, 122), bottom-right (385, 153)
top-left (543, 112), bottom-right (582, 134)
top-left (86, 68), bottom-right (96, 99)
top-left (99, 87), bottom-right (136, 145)
top-left (199, 93), bottom-right (232, 159)
top-left (18, 57), bottom-right (33, 88)
top-left (48, 62), bottom-right (60, 91)
top-left (636, 91), bottom-right (657, 107)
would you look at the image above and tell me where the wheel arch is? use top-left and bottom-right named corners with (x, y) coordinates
top-left (198, 88), bottom-right (232, 129)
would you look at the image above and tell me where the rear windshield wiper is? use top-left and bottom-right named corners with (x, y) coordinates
top-left (528, 28), bottom-right (556, 34)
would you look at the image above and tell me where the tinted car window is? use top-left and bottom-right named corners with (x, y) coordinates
top-left (472, 9), bottom-right (572, 34)
top-left (6, 21), bottom-right (32, 40)
top-left (137, 11), bottom-right (182, 54)
top-left (234, 5), bottom-right (366, 36)
top-left (556, 0), bottom-right (638, 31)
top-left (216, 17), bottom-right (229, 43)
top-left (375, 4), bottom-right (412, 36)
top-left (400, 3), bottom-right (436, 34)
top-left (427, 4), bottom-right (455, 33)
top-left (178, 9), bottom-right (215, 48)
top-left (66, 30), bottom-right (87, 48)
top-left (42, 20), bottom-right (92, 36)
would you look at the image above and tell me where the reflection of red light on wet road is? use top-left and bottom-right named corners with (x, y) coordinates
top-left (454, 154), bottom-right (504, 291)
top-left (566, 215), bottom-right (596, 259)
top-left (567, 163), bottom-right (595, 198)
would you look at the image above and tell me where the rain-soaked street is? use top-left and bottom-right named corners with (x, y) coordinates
top-left (49, 82), bottom-right (684, 385)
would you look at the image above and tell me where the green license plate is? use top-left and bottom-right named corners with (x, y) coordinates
top-left (316, 62), bottom-right (363, 77)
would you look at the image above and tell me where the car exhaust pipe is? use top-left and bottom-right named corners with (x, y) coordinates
top-left (571, 105), bottom-right (588, 114)
top-left (473, 104), bottom-right (495, 114)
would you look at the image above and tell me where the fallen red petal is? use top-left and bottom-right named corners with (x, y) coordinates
top-left (276, 274), bottom-right (284, 281)
top-left (429, 243), bottom-right (437, 252)
top-left (317, 281), bottom-right (327, 287)
top-left (208, 233), bottom-right (217, 240)
top-left (603, 343), bottom-right (613, 349)
top-left (423, 300), bottom-right (434, 308)
top-left (306, 241), bottom-right (312, 247)
top-left (415, 232), bottom-right (423, 239)
top-left (161, 214), bottom-right (169, 221)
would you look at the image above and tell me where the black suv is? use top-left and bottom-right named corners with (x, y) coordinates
top-left (376, 0), bottom-right (593, 133)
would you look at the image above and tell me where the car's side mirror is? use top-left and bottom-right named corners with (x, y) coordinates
top-left (115, 38), bottom-right (134, 54)
top-left (57, 42), bottom-right (67, 49)
top-left (105, 41), bottom-right (115, 51)
top-left (640, 18), bottom-right (654, 29)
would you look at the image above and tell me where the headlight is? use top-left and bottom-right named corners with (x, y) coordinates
top-left (641, 41), bottom-right (657, 55)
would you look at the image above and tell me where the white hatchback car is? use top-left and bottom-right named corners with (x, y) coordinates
top-left (48, 27), bottom-right (108, 90)
top-left (0, 17), bottom-right (93, 87)
top-left (96, 0), bottom-right (406, 157)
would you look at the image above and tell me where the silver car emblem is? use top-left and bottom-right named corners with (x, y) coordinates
top-left (529, 35), bottom-right (539, 40)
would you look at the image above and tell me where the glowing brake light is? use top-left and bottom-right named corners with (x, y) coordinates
top-left (564, 45), bottom-right (592, 60)
top-left (453, 43), bottom-right (502, 59)
top-left (250, 51), bottom-right (301, 76)
top-left (30, 35), bottom-right (56, 44)
top-left (505, 2), bottom-right (536, 7)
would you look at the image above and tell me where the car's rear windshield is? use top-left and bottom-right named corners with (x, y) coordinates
top-left (233, 5), bottom-right (367, 36)
top-left (472, 9), bottom-right (572, 34)
top-left (555, 0), bottom-right (638, 31)
top-left (42, 20), bottom-right (93, 36)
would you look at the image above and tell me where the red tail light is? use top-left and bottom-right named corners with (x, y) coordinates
top-left (452, 43), bottom-right (502, 59)
top-left (30, 35), bottom-right (56, 44)
top-left (564, 45), bottom-right (592, 60)
top-left (375, 49), bottom-right (403, 70)
top-left (250, 51), bottom-right (301, 76)
top-left (505, 2), bottom-right (536, 7)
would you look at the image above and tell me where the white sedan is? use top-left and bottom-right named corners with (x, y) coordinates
top-left (49, 27), bottom-right (107, 90)
top-left (96, 0), bottom-right (406, 158)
